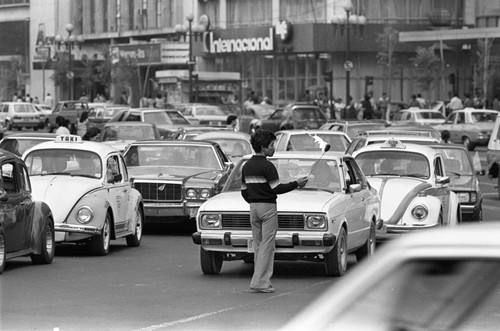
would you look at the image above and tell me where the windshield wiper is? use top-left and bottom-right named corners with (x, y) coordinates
top-left (405, 174), bottom-right (428, 178)
top-left (71, 174), bottom-right (98, 179)
top-left (41, 172), bottom-right (71, 176)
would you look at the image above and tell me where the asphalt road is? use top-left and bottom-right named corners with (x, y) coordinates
top-left (1, 131), bottom-right (499, 330)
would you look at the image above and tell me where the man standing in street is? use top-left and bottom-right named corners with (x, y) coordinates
top-left (241, 130), bottom-right (308, 293)
top-left (45, 93), bottom-right (54, 108)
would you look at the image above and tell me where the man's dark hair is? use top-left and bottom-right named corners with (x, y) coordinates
top-left (226, 114), bottom-right (237, 125)
top-left (56, 115), bottom-right (66, 127)
top-left (251, 130), bottom-right (275, 153)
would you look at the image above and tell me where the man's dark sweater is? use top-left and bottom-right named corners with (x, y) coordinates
top-left (241, 155), bottom-right (298, 204)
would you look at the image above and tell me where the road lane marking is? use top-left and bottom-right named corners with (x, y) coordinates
top-left (133, 280), bottom-right (332, 331)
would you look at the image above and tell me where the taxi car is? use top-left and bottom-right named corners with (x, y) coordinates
top-left (192, 152), bottom-right (380, 276)
top-left (346, 130), bottom-right (440, 154)
top-left (123, 140), bottom-right (233, 223)
top-left (429, 144), bottom-right (483, 221)
top-left (434, 108), bottom-right (499, 150)
top-left (283, 223), bottom-right (500, 331)
top-left (391, 107), bottom-right (446, 126)
top-left (0, 149), bottom-right (55, 274)
top-left (353, 139), bottom-right (460, 239)
top-left (274, 129), bottom-right (351, 153)
top-left (22, 135), bottom-right (144, 256)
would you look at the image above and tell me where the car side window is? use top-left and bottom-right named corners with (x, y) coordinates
top-left (106, 155), bottom-right (122, 183)
top-left (2, 104), bottom-right (8, 113)
top-left (17, 163), bottom-right (30, 192)
top-left (434, 157), bottom-right (444, 177)
top-left (457, 113), bottom-right (465, 124)
top-left (343, 159), bottom-right (360, 190)
top-left (1, 162), bottom-right (18, 194)
top-left (448, 113), bottom-right (456, 123)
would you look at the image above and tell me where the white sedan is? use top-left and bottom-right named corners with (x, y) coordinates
top-left (353, 139), bottom-right (461, 239)
top-left (192, 151), bottom-right (380, 276)
top-left (22, 135), bottom-right (144, 255)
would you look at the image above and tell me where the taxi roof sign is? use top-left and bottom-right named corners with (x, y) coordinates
top-left (381, 138), bottom-right (406, 149)
top-left (55, 135), bottom-right (83, 143)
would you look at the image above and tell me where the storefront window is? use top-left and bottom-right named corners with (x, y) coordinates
top-left (226, 0), bottom-right (271, 28)
top-left (199, 0), bottom-right (219, 28)
top-left (279, 0), bottom-right (327, 23)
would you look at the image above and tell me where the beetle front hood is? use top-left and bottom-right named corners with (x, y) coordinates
top-left (200, 189), bottom-right (340, 213)
top-left (367, 177), bottom-right (427, 221)
top-left (30, 176), bottom-right (101, 223)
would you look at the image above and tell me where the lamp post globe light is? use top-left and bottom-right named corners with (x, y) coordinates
top-left (54, 23), bottom-right (84, 100)
top-left (331, 1), bottom-right (366, 118)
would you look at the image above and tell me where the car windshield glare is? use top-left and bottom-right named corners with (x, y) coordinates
top-left (24, 149), bottom-right (102, 178)
top-left (124, 145), bottom-right (221, 169)
top-left (103, 126), bottom-right (156, 141)
top-left (225, 158), bottom-right (341, 192)
top-left (13, 104), bottom-right (36, 113)
top-left (356, 151), bottom-right (430, 178)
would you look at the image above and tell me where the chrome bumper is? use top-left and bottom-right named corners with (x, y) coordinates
top-left (55, 223), bottom-right (101, 235)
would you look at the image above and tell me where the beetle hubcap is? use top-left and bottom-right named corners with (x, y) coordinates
top-left (135, 210), bottom-right (143, 240)
top-left (45, 225), bottom-right (54, 254)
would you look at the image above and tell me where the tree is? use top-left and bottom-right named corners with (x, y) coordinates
top-left (376, 26), bottom-right (399, 98)
top-left (0, 56), bottom-right (23, 99)
top-left (475, 38), bottom-right (495, 108)
top-left (410, 45), bottom-right (441, 94)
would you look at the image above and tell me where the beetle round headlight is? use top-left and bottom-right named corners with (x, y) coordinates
top-left (76, 206), bottom-right (94, 224)
top-left (186, 188), bottom-right (197, 199)
top-left (200, 189), bottom-right (211, 199)
top-left (411, 205), bottom-right (428, 221)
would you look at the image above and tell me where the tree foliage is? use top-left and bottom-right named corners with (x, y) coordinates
top-left (376, 26), bottom-right (399, 98)
top-left (410, 45), bottom-right (441, 92)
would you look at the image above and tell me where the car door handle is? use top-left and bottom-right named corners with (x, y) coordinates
top-left (360, 197), bottom-right (365, 202)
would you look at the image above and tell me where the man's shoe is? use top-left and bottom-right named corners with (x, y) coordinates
top-left (250, 286), bottom-right (275, 293)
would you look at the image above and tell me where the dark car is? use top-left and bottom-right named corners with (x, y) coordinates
top-left (123, 140), bottom-right (233, 223)
top-left (429, 143), bottom-right (484, 221)
top-left (254, 103), bottom-right (327, 133)
top-left (0, 133), bottom-right (57, 156)
top-left (240, 103), bottom-right (278, 134)
top-left (87, 104), bottom-right (131, 131)
top-left (47, 101), bottom-right (90, 132)
top-left (0, 149), bottom-right (55, 273)
top-left (108, 108), bottom-right (192, 139)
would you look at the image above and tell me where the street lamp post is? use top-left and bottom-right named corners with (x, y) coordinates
top-left (186, 13), bottom-right (194, 103)
top-left (331, 2), bottom-right (366, 118)
top-left (54, 23), bottom-right (84, 100)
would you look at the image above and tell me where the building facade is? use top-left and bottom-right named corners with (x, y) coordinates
top-left (1, 0), bottom-right (500, 109)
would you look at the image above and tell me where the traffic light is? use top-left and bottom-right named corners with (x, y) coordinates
top-left (365, 75), bottom-right (374, 85)
top-left (323, 71), bottom-right (332, 82)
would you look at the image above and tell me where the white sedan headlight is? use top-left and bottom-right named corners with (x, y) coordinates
top-left (305, 214), bottom-right (327, 230)
top-left (411, 205), bottom-right (428, 221)
top-left (76, 206), bottom-right (94, 224)
top-left (200, 214), bottom-right (221, 229)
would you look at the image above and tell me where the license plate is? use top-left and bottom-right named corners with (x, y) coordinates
top-left (247, 239), bottom-right (254, 253)
top-left (189, 208), bottom-right (198, 218)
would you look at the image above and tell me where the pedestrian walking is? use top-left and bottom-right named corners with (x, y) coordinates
top-left (409, 94), bottom-right (421, 108)
top-left (120, 91), bottom-right (129, 105)
top-left (463, 93), bottom-right (474, 108)
top-left (241, 130), bottom-right (308, 293)
top-left (77, 111), bottom-right (89, 137)
top-left (226, 114), bottom-right (239, 131)
top-left (362, 94), bottom-right (374, 120)
top-left (45, 93), bottom-right (54, 108)
top-left (377, 92), bottom-right (390, 121)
